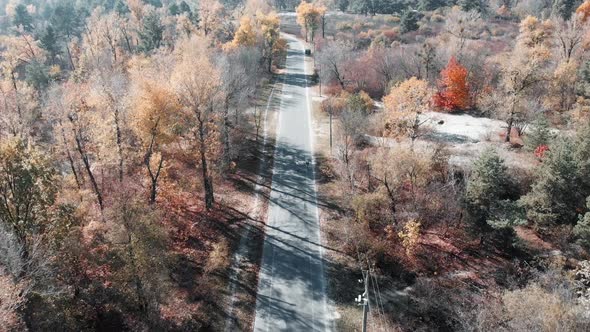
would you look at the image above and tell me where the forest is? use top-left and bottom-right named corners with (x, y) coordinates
top-left (0, 0), bottom-right (284, 330)
top-left (302, 0), bottom-right (590, 331)
top-left (2, 0), bottom-right (590, 331)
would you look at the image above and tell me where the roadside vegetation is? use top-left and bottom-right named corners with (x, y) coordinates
top-left (292, 0), bottom-right (590, 331)
top-left (4, 0), bottom-right (590, 331)
top-left (0, 0), bottom-right (285, 330)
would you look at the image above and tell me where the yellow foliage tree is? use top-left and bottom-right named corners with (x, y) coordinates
top-left (296, 1), bottom-right (326, 42)
top-left (199, 0), bottom-right (224, 37)
top-left (258, 11), bottom-right (282, 72)
top-left (229, 16), bottom-right (257, 48)
top-left (383, 77), bottom-right (432, 143)
top-left (398, 219), bottom-right (421, 255)
top-left (517, 16), bottom-right (554, 50)
top-left (172, 37), bottom-right (222, 210)
top-left (130, 80), bottom-right (180, 204)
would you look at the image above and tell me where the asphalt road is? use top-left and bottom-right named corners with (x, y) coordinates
top-left (252, 34), bottom-right (332, 332)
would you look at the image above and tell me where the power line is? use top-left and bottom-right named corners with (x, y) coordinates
top-left (366, 255), bottom-right (386, 332)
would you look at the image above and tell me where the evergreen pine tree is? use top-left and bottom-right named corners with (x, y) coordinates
top-left (115, 0), bottom-right (130, 15)
top-left (576, 60), bottom-right (590, 98)
top-left (465, 149), bottom-right (513, 237)
top-left (25, 62), bottom-right (51, 92)
top-left (179, 1), bottom-right (192, 15)
top-left (336, 0), bottom-right (350, 12)
top-left (521, 138), bottom-right (584, 231)
top-left (552, 0), bottom-right (576, 20)
top-left (525, 115), bottom-right (552, 152)
top-left (458, 0), bottom-right (488, 13)
top-left (350, 0), bottom-right (371, 15)
top-left (13, 4), bottom-right (34, 32)
top-left (574, 121), bottom-right (590, 192)
top-left (169, 3), bottom-right (180, 16)
top-left (419, 0), bottom-right (447, 11)
top-left (574, 197), bottom-right (590, 248)
top-left (139, 12), bottom-right (164, 53)
top-left (40, 25), bottom-right (61, 63)
top-left (400, 10), bottom-right (419, 33)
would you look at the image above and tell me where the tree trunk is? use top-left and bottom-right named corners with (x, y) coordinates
top-left (198, 117), bottom-right (214, 210)
top-left (147, 157), bottom-right (163, 205)
top-left (114, 108), bottom-right (124, 182)
top-left (124, 227), bottom-right (148, 315)
top-left (60, 124), bottom-right (81, 189)
top-left (65, 38), bottom-right (76, 71)
top-left (72, 126), bottom-right (103, 210)
top-left (223, 99), bottom-right (231, 170)
top-left (383, 176), bottom-right (397, 224)
top-left (505, 104), bottom-right (515, 143)
top-left (144, 132), bottom-right (162, 205)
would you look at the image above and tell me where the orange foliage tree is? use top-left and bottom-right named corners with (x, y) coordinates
top-left (433, 57), bottom-right (470, 112)
top-left (577, 1), bottom-right (590, 22)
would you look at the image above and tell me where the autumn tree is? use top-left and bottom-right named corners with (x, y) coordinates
top-left (444, 7), bottom-right (482, 56)
top-left (130, 77), bottom-right (180, 205)
top-left (296, 1), bottom-right (326, 42)
top-left (172, 37), bottom-right (222, 210)
top-left (577, 0), bottom-right (590, 22)
top-left (86, 68), bottom-right (129, 183)
top-left (0, 34), bottom-right (46, 138)
top-left (0, 266), bottom-right (26, 330)
top-left (217, 49), bottom-right (256, 170)
top-left (383, 77), bottom-right (432, 144)
top-left (56, 83), bottom-right (105, 210)
top-left (258, 11), bottom-right (282, 72)
top-left (337, 93), bottom-right (367, 189)
top-left (229, 16), bottom-right (257, 48)
top-left (81, 9), bottom-right (130, 67)
top-left (0, 80), bottom-right (38, 140)
top-left (103, 196), bottom-right (170, 326)
top-left (369, 146), bottom-right (435, 224)
top-left (433, 57), bottom-right (470, 112)
top-left (398, 219), bottom-right (422, 255)
top-left (318, 40), bottom-right (355, 90)
top-left (493, 16), bottom-right (552, 143)
top-left (321, 94), bottom-right (347, 149)
top-left (555, 17), bottom-right (587, 63)
top-left (199, 0), bottom-right (224, 37)
top-left (545, 60), bottom-right (579, 112)
top-left (0, 138), bottom-right (56, 253)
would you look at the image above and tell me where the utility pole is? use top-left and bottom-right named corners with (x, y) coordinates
top-left (329, 111), bottom-right (332, 153)
top-left (355, 270), bottom-right (369, 332)
top-left (319, 66), bottom-right (322, 97)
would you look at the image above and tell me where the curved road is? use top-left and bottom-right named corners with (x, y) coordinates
top-left (253, 34), bottom-right (332, 332)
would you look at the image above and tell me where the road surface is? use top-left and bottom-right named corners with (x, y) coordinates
top-left (253, 34), bottom-right (332, 332)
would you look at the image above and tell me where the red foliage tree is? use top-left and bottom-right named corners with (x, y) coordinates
top-left (433, 56), bottom-right (470, 112)
top-left (534, 145), bottom-right (550, 159)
